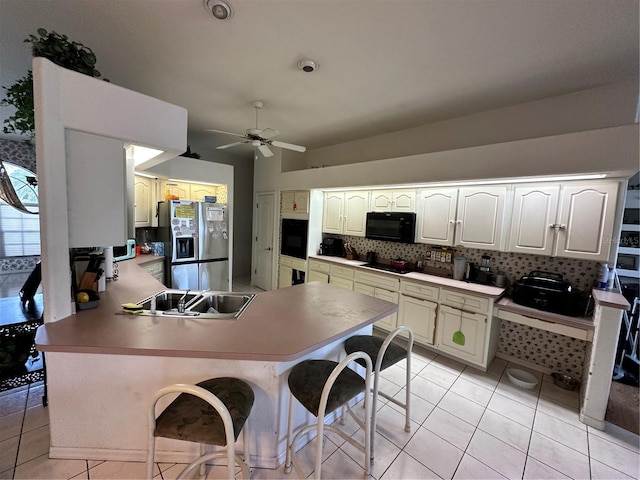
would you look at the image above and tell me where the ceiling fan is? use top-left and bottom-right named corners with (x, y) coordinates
top-left (208, 101), bottom-right (307, 158)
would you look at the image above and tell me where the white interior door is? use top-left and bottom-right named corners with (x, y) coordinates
top-left (253, 192), bottom-right (275, 290)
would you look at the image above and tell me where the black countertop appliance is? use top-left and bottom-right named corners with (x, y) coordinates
top-left (320, 237), bottom-right (344, 257)
top-left (512, 270), bottom-right (583, 316)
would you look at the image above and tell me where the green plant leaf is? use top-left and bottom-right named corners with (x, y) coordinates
top-left (2, 28), bottom-right (107, 139)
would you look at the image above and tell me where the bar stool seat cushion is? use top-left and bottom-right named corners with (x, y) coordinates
top-left (154, 377), bottom-right (254, 446)
top-left (344, 335), bottom-right (407, 371)
top-left (288, 360), bottom-right (365, 416)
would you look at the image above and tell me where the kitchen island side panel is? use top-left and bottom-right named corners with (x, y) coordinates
top-left (45, 326), bottom-right (369, 468)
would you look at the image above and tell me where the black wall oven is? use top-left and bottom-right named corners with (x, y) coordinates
top-left (281, 218), bottom-right (308, 259)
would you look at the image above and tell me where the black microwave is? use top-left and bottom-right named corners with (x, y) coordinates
top-left (281, 218), bottom-right (308, 259)
top-left (365, 212), bottom-right (416, 243)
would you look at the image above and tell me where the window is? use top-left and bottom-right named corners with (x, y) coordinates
top-left (0, 162), bottom-right (40, 257)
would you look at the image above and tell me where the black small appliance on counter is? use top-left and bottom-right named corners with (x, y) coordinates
top-left (512, 270), bottom-right (586, 317)
top-left (319, 237), bottom-right (344, 257)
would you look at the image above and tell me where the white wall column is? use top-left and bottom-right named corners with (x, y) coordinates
top-left (580, 290), bottom-right (630, 429)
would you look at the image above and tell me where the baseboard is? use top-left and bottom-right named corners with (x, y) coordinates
top-left (495, 352), bottom-right (554, 376)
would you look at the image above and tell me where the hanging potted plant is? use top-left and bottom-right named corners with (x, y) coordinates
top-left (1, 28), bottom-right (107, 140)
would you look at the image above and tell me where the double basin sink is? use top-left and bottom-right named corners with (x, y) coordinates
top-left (134, 289), bottom-right (256, 320)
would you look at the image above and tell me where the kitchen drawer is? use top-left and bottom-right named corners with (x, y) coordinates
top-left (375, 288), bottom-right (399, 304)
top-left (439, 288), bottom-right (490, 314)
top-left (330, 276), bottom-right (354, 290)
top-left (355, 270), bottom-right (400, 291)
top-left (354, 283), bottom-right (375, 296)
top-left (400, 280), bottom-right (439, 302)
top-left (142, 261), bottom-right (164, 275)
top-left (309, 259), bottom-right (331, 274)
top-left (330, 264), bottom-right (355, 280)
top-left (280, 255), bottom-right (307, 271)
top-left (307, 271), bottom-right (329, 283)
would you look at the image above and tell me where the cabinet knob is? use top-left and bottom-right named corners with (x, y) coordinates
top-left (449, 220), bottom-right (455, 224)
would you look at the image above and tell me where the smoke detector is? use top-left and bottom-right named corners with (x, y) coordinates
top-left (204, 0), bottom-right (233, 20)
top-left (297, 59), bottom-right (319, 73)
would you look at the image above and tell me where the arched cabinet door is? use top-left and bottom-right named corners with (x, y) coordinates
top-left (508, 185), bottom-right (560, 256)
top-left (454, 186), bottom-right (507, 251)
top-left (554, 182), bottom-right (619, 261)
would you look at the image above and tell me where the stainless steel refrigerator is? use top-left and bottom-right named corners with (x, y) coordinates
top-left (158, 200), bottom-right (230, 291)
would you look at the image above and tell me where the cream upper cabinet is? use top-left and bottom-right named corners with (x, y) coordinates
top-left (160, 180), bottom-right (190, 201)
top-left (371, 190), bottom-right (416, 212)
top-left (343, 191), bottom-right (369, 236)
top-left (190, 184), bottom-right (218, 202)
top-left (282, 190), bottom-right (309, 215)
top-left (322, 192), bottom-right (344, 234)
top-left (508, 181), bottom-right (619, 261)
top-left (159, 181), bottom-right (219, 203)
top-left (508, 184), bottom-right (560, 256)
top-left (454, 186), bottom-right (507, 251)
top-left (416, 188), bottom-right (458, 245)
top-left (322, 191), bottom-right (369, 236)
top-left (134, 175), bottom-right (154, 227)
top-left (554, 182), bottom-right (619, 261)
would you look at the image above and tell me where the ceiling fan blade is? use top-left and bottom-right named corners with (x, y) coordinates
top-left (257, 144), bottom-right (273, 157)
top-left (216, 141), bottom-right (245, 150)
top-left (206, 128), bottom-right (247, 138)
top-left (258, 128), bottom-right (279, 139)
top-left (271, 140), bottom-right (307, 153)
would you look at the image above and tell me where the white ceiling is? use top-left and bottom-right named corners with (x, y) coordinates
top-left (0, 0), bottom-right (638, 158)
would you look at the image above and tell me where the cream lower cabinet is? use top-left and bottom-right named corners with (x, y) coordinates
top-left (435, 305), bottom-right (487, 365)
top-left (141, 259), bottom-right (165, 285)
top-left (435, 288), bottom-right (497, 368)
top-left (398, 295), bottom-right (437, 345)
top-left (278, 256), bottom-right (307, 288)
top-left (329, 264), bottom-right (354, 290)
top-left (307, 259), bottom-right (330, 283)
top-left (398, 280), bottom-right (440, 345)
top-left (354, 270), bottom-right (400, 331)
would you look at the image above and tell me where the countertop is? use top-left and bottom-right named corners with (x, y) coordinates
top-left (308, 255), bottom-right (506, 298)
top-left (496, 297), bottom-right (595, 332)
top-left (133, 254), bottom-right (164, 266)
top-left (35, 259), bottom-right (397, 361)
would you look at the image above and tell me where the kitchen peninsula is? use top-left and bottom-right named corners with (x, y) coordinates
top-left (35, 259), bottom-right (397, 468)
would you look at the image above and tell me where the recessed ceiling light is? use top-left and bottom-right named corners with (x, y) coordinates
top-left (204, 0), bottom-right (233, 20)
top-left (297, 59), bottom-right (319, 73)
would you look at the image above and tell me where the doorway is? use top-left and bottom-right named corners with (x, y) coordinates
top-left (253, 192), bottom-right (275, 290)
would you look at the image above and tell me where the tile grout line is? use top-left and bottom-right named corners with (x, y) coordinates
top-left (11, 388), bottom-right (29, 479)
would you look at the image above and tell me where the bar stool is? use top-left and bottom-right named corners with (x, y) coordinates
top-left (343, 326), bottom-right (414, 462)
top-left (146, 377), bottom-right (254, 480)
top-left (285, 351), bottom-right (373, 479)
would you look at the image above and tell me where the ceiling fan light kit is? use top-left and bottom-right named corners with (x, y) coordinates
top-left (208, 100), bottom-right (307, 157)
top-left (204, 0), bottom-right (233, 20)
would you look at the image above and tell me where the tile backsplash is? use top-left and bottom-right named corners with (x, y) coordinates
top-left (335, 235), bottom-right (599, 292)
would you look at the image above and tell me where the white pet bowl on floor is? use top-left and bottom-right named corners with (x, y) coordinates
top-left (507, 368), bottom-right (539, 390)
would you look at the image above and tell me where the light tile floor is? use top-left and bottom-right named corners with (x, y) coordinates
top-left (2, 350), bottom-right (639, 479)
top-left (1, 277), bottom-right (639, 479)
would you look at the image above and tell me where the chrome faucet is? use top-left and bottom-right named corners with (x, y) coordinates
top-left (177, 290), bottom-right (189, 313)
